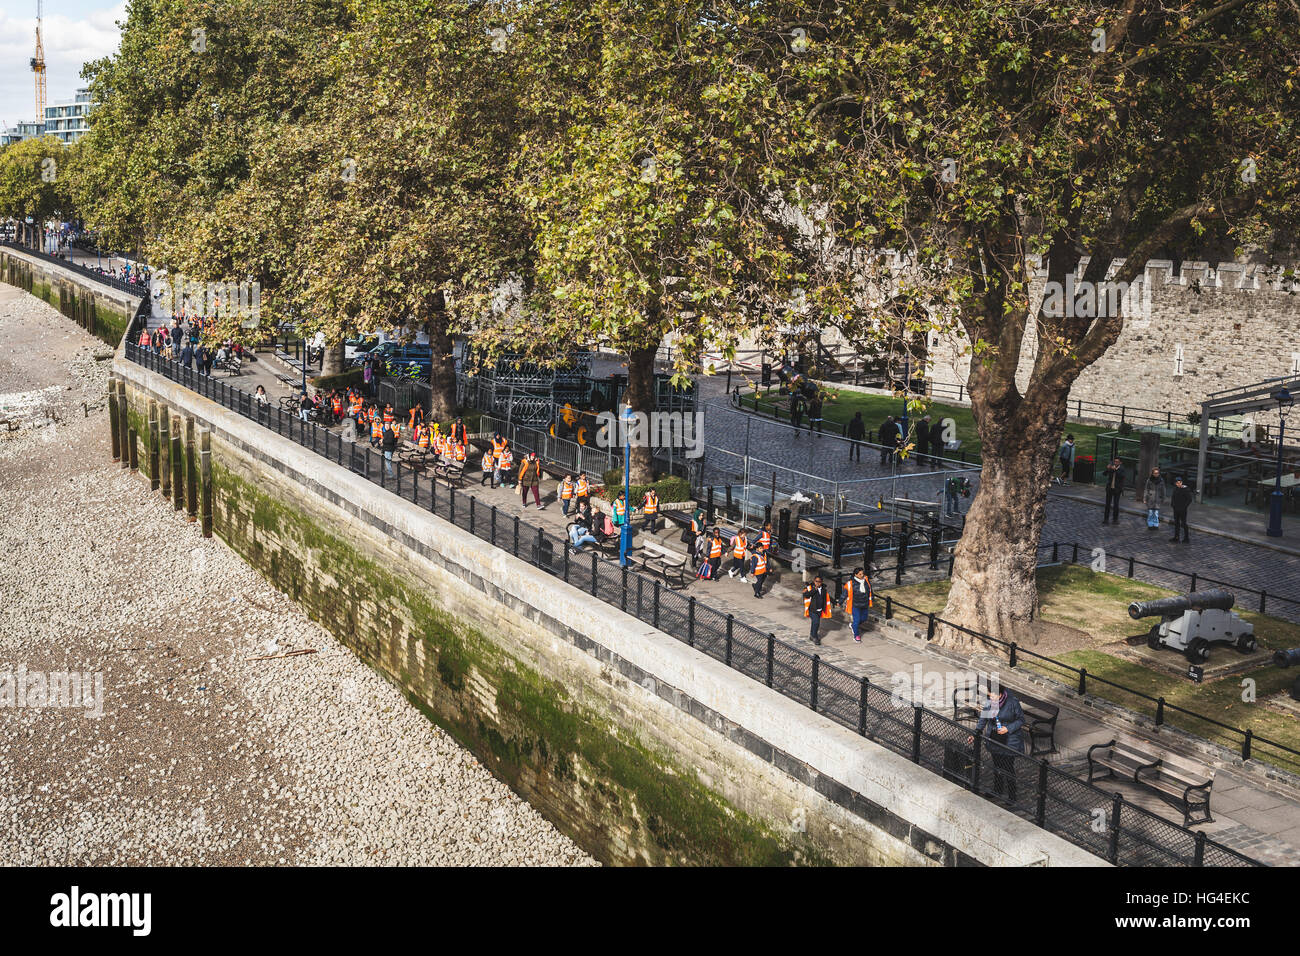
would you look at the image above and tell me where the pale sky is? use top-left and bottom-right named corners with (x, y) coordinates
top-left (0, 0), bottom-right (127, 131)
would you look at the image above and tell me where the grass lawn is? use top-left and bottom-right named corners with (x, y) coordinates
top-left (886, 565), bottom-right (1300, 774)
top-left (744, 385), bottom-right (1116, 468)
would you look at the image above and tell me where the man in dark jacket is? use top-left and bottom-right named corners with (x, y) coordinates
top-left (803, 575), bottom-right (833, 646)
top-left (381, 422), bottom-right (398, 477)
top-left (1170, 477), bottom-right (1193, 543)
top-left (808, 394), bottom-right (824, 433)
top-left (878, 415), bottom-right (897, 465)
top-left (790, 393), bottom-right (805, 431)
top-left (1102, 456), bottom-right (1125, 524)
top-left (916, 414), bottom-right (932, 463)
top-left (847, 411), bottom-right (866, 461)
top-left (972, 685), bottom-right (1026, 801)
top-left (928, 417), bottom-right (946, 461)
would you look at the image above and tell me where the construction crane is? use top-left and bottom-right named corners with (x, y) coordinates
top-left (30, 0), bottom-right (46, 125)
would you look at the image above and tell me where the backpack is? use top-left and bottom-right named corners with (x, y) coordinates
top-left (696, 560), bottom-right (712, 580)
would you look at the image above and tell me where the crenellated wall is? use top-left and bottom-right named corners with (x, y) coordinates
top-left (927, 255), bottom-right (1300, 417)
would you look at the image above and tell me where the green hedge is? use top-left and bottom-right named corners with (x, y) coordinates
top-left (599, 470), bottom-right (692, 504)
top-left (310, 367), bottom-right (365, 391)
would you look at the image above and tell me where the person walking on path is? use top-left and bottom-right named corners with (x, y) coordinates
top-left (808, 393), bottom-right (824, 433)
top-left (1102, 456), bottom-right (1125, 524)
top-left (706, 528), bottom-right (724, 580)
top-left (480, 448), bottom-right (496, 487)
top-left (727, 529), bottom-right (749, 579)
top-left (1143, 466), bottom-right (1165, 530)
top-left (847, 411), bottom-right (865, 461)
top-left (790, 393), bottom-right (805, 432)
top-left (1057, 434), bottom-right (1076, 483)
top-left (1170, 477), bottom-right (1193, 543)
top-left (749, 546), bottom-right (769, 598)
top-left (641, 487), bottom-right (659, 532)
top-left (803, 575), bottom-right (833, 646)
top-left (845, 567), bottom-right (873, 643)
top-left (928, 417), bottom-right (946, 462)
top-left (518, 451), bottom-right (543, 508)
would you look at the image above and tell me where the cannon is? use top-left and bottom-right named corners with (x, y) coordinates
top-left (1129, 589), bottom-right (1256, 664)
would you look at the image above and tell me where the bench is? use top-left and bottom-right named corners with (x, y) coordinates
top-left (953, 686), bottom-right (1059, 757)
top-left (635, 541), bottom-right (690, 590)
top-left (432, 460), bottom-right (465, 488)
top-left (1086, 739), bottom-right (1214, 827)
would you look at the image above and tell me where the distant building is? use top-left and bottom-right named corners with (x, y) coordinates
top-left (1, 119), bottom-right (48, 146)
top-left (1, 88), bottom-right (95, 147)
top-left (43, 88), bottom-right (94, 144)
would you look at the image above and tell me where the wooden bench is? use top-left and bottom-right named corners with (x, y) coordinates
top-left (1087, 739), bottom-right (1214, 827)
top-left (635, 541), bottom-right (690, 590)
top-left (432, 460), bottom-right (465, 488)
top-left (953, 686), bottom-right (1060, 757)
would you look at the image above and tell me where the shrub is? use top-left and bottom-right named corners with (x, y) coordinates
top-left (598, 470), bottom-right (693, 504)
top-left (1116, 421), bottom-right (1135, 436)
top-left (310, 367), bottom-right (364, 391)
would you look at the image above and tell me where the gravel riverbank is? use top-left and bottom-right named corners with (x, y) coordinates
top-left (0, 285), bottom-right (595, 866)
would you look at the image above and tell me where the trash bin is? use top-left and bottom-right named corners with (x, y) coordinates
top-left (1073, 457), bottom-right (1096, 483)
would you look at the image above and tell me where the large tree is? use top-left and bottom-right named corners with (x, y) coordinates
top-left (508, 0), bottom-right (804, 481)
top-left (763, 0), bottom-right (1300, 647)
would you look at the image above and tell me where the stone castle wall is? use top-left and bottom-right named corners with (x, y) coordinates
top-left (928, 257), bottom-right (1300, 420)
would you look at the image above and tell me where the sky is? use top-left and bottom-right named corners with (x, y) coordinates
top-left (0, 0), bottom-right (127, 131)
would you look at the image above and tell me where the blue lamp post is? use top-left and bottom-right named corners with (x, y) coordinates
top-left (1267, 386), bottom-right (1294, 538)
top-left (620, 404), bottom-right (634, 567)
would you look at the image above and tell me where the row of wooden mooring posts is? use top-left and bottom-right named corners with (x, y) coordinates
top-left (106, 376), bottom-right (213, 537)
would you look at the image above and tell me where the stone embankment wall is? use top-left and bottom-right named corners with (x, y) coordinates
top-left (0, 248), bottom-right (138, 348)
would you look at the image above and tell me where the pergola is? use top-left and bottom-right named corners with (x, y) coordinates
top-left (1196, 375), bottom-right (1300, 504)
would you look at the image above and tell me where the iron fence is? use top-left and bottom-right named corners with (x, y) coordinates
top-left (0, 238), bottom-right (149, 296)
top-left (120, 306), bottom-right (1260, 867)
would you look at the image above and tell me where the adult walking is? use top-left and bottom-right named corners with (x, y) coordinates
top-left (847, 411), bottom-right (865, 461)
top-left (1170, 477), bottom-right (1192, 543)
top-left (916, 414), bottom-right (932, 464)
top-left (518, 451), bottom-right (543, 508)
top-left (381, 421), bottom-right (398, 477)
top-left (790, 393), bottom-right (805, 432)
top-left (802, 575), bottom-right (833, 646)
top-left (1102, 456), bottom-right (1125, 524)
top-left (1143, 466), bottom-right (1165, 531)
top-left (845, 567), bottom-right (873, 643)
top-left (1057, 434), bottom-right (1076, 483)
top-left (808, 393), bottom-right (824, 433)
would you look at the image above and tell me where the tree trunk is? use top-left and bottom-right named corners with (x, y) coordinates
top-left (938, 393), bottom-right (1066, 651)
top-left (427, 317), bottom-right (457, 422)
top-left (625, 344), bottom-right (657, 484)
top-left (321, 341), bottom-right (345, 377)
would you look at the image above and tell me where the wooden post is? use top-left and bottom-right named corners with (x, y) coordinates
top-left (148, 400), bottom-right (160, 490)
top-left (199, 430), bottom-right (213, 537)
top-left (185, 417), bottom-right (198, 521)
top-left (107, 380), bottom-right (120, 461)
top-left (116, 381), bottom-right (130, 470)
top-left (159, 406), bottom-right (171, 498)
top-left (128, 428), bottom-right (139, 471)
top-left (171, 430), bottom-right (184, 511)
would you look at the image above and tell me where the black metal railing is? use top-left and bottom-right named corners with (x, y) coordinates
top-left (0, 239), bottom-right (149, 296)
top-left (120, 309), bottom-right (1259, 867)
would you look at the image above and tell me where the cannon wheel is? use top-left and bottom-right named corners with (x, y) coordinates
top-left (1146, 624), bottom-right (1163, 650)
top-left (1185, 637), bottom-right (1211, 665)
top-left (1236, 634), bottom-right (1258, 654)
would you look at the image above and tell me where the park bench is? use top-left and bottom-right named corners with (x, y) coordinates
top-left (432, 460), bottom-right (465, 488)
top-left (953, 686), bottom-right (1060, 757)
top-left (1086, 739), bottom-right (1214, 827)
top-left (634, 541), bottom-right (690, 590)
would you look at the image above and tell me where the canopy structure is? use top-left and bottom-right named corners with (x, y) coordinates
top-left (1196, 375), bottom-right (1300, 504)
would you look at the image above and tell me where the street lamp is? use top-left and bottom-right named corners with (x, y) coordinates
top-left (620, 404), bottom-right (634, 567)
top-left (1267, 386), bottom-right (1294, 538)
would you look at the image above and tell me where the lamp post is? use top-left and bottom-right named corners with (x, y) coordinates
top-left (1267, 386), bottom-right (1294, 538)
top-left (620, 404), bottom-right (634, 567)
